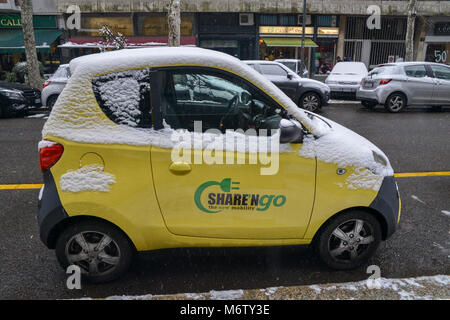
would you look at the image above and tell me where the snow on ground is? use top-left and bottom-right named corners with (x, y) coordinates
top-left (26, 113), bottom-right (47, 118)
top-left (82, 275), bottom-right (449, 300)
top-left (328, 100), bottom-right (361, 104)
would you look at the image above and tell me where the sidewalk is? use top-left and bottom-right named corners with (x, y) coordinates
top-left (102, 275), bottom-right (449, 300)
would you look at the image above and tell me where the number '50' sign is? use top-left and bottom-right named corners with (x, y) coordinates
top-left (434, 50), bottom-right (448, 63)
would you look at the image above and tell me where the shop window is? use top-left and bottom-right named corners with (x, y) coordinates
top-left (425, 43), bottom-right (449, 64)
top-left (260, 15), bottom-right (278, 26)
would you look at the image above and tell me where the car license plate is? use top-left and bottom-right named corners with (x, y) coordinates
top-left (35, 98), bottom-right (41, 103)
top-left (341, 88), bottom-right (354, 92)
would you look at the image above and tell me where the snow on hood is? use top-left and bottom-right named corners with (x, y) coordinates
top-left (299, 117), bottom-right (394, 190)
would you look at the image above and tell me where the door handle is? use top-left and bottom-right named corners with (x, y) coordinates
top-left (169, 162), bottom-right (192, 174)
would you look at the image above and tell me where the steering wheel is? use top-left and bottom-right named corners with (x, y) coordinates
top-left (219, 95), bottom-right (239, 132)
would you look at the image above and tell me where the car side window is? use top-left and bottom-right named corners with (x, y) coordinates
top-left (259, 64), bottom-right (288, 76)
top-left (92, 69), bottom-right (152, 128)
top-left (404, 65), bottom-right (427, 78)
top-left (159, 68), bottom-right (282, 133)
top-left (430, 65), bottom-right (450, 80)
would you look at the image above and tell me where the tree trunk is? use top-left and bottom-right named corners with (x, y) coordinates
top-left (168, 0), bottom-right (181, 47)
top-left (21, 0), bottom-right (42, 90)
top-left (405, 0), bottom-right (417, 62)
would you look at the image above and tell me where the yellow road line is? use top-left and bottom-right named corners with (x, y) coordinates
top-left (0, 184), bottom-right (43, 190)
top-left (0, 171), bottom-right (449, 190)
top-left (394, 171), bottom-right (450, 178)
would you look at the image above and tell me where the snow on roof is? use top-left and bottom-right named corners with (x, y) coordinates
top-left (45, 47), bottom-right (321, 140)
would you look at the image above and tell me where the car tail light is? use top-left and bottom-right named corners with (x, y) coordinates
top-left (360, 79), bottom-right (364, 86)
top-left (43, 80), bottom-right (51, 88)
top-left (39, 142), bottom-right (64, 172)
top-left (379, 79), bottom-right (392, 85)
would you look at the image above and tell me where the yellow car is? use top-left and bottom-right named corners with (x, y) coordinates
top-left (38, 47), bottom-right (400, 283)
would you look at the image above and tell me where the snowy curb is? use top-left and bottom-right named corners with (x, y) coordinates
top-left (98, 275), bottom-right (449, 300)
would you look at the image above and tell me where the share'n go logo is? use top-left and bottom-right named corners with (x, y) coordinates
top-left (194, 178), bottom-right (286, 214)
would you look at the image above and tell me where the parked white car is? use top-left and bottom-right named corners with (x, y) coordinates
top-left (325, 62), bottom-right (368, 100)
top-left (41, 64), bottom-right (70, 109)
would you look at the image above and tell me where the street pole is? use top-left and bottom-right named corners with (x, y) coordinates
top-left (301, 0), bottom-right (306, 74)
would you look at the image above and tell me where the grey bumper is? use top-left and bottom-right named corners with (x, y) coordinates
top-left (37, 171), bottom-right (68, 249)
top-left (369, 176), bottom-right (400, 240)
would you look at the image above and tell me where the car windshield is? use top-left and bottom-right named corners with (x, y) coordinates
top-left (278, 61), bottom-right (296, 72)
top-left (368, 66), bottom-right (396, 76)
top-left (51, 66), bottom-right (70, 79)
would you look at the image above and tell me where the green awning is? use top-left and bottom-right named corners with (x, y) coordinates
top-left (261, 37), bottom-right (318, 48)
top-left (0, 29), bottom-right (62, 53)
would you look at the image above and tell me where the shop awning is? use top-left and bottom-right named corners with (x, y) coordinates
top-left (58, 36), bottom-right (197, 49)
top-left (0, 29), bottom-right (62, 53)
top-left (261, 37), bottom-right (318, 48)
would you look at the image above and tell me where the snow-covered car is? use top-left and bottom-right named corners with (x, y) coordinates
top-left (38, 47), bottom-right (400, 283)
top-left (325, 62), bottom-right (368, 100)
top-left (41, 64), bottom-right (70, 110)
top-left (245, 60), bottom-right (330, 112)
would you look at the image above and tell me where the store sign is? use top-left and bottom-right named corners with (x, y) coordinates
top-left (259, 26), bottom-right (314, 35)
top-left (142, 16), bottom-right (193, 36)
top-left (434, 23), bottom-right (450, 36)
top-left (82, 17), bottom-right (134, 36)
top-left (317, 27), bottom-right (339, 36)
top-left (0, 15), bottom-right (57, 28)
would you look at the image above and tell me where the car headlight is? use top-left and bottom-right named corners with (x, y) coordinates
top-left (0, 89), bottom-right (25, 100)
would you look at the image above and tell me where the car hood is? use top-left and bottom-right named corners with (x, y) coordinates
top-left (0, 81), bottom-right (35, 92)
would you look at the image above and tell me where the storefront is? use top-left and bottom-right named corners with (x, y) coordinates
top-left (0, 14), bottom-right (62, 73)
top-left (314, 16), bottom-right (340, 74)
top-left (197, 13), bottom-right (257, 60)
top-left (423, 17), bottom-right (450, 65)
top-left (59, 13), bottom-right (197, 63)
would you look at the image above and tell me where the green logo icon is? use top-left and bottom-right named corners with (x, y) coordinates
top-left (194, 178), bottom-right (286, 214)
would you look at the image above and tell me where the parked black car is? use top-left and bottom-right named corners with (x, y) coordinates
top-left (244, 61), bottom-right (330, 112)
top-left (0, 81), bottom-right (41, 118)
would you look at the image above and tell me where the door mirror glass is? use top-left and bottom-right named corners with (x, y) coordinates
top-left (279, 119), bottom-right (304, 144)
top-left (287, 73), bottom-right (294, 80)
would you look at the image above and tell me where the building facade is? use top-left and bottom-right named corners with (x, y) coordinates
top-left (1, 0), bottom-right (449, 79)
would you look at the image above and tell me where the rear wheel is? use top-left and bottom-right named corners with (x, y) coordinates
top-left (384, 93), bottom-right (406, 113)
top-left (55, 220), bottom-right (134, 283)
top-left (46, 95), bottom-right (58, 110)
top-left (299, 92), bottom-right (322, 112)
top-left (315, 211), bottom-right (382, 270)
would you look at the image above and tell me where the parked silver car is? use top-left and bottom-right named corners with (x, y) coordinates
top-left (41, 64), bottom-right (70, 110)
top-left (357, 62), bottom-right (450, 112)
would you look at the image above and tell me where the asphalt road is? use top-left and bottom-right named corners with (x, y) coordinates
top-left (0, 104), bottom-right (449, 299)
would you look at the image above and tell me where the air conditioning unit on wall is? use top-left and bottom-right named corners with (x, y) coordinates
top-left (239, 13), bottom-right (254, 26)
top-left (298, 14), bottom-right (312, 26)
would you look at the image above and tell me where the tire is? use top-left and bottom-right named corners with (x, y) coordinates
top-left (361, 100), bottom-right (377, 110)
top-left (314, 210), bottom-right (382, 270)
top-left (55, 219), bottom-right (134, 283)
top-left (384, 93), bottom-right (406, 113)
top-left (299, 92), bottom-right (322, 112)
top-left (46, 95), bottom-right (58, 110)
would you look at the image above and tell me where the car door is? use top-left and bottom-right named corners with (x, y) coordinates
top-left (259, 63), bottom-right (298, 99)
top-left (429, 64), bottom-right (450, 105)
top-left (150, 66), bottom-right (316, 240)
top-left (403, 64), bottom-right (435, 105)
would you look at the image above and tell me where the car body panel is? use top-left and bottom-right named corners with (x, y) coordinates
top-left (38, 47), bottom-right (399, 254)
top-left (41, 64), bottom-right (70, 107)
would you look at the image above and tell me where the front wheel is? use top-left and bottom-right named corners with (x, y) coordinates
top-left (314, 211), bottom-right (382, 270)
top-left (384, 93), bottom-right (406, 113)
top-left (55, 220), bottom-right (134, 283)
top-left (299, 92), bottom-right (322, 112)
top-left (46, 94), bottom-right (58, 110)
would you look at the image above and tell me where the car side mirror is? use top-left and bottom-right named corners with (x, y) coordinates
top-left (287, 73), bottom-right (294, 80)
top-left (279, 119), bottom-right (304, 144)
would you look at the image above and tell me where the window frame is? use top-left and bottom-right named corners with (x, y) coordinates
top-left (428, 64), bottom-right (450, 81)
top-left (259, 63), bottom-right (289, 77)
top-left (150, 65), bottom-right (285, 131)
